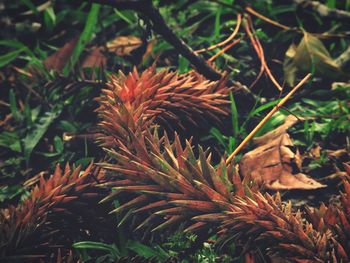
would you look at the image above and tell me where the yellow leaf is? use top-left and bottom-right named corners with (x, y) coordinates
top-left (107, 35), bottom-right (143, 56)
top-left (283, 32), bottom-right (346, 86)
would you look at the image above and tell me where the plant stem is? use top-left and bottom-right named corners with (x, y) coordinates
top-left (87, 0), bottom-right (222, 80)
top-left (225, 73), bottom-right (312, 164)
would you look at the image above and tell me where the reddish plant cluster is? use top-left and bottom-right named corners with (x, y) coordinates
top-left (0, 164), bottom-right (109, 261)
top-left (97, 68), bottom-right (350, 262)
top-left (1, 68), bottom-right (349, 262)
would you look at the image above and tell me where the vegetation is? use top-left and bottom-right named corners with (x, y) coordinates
top-left (0, 0), bottom-right (349, 262)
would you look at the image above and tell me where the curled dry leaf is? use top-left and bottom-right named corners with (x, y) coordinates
top-left (239, 115), bottom-right (326, 190)
top-left (283, 32), bottom-right (347, 86)
top-left (106, 35), bottom-right (143, 56)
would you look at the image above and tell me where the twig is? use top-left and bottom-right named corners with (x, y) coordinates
top-left (0, 113), bottom-right (13, 127)
top-left (87, 0), bottom-right (222, 80)
top-left (226, 73), bottom-right (312, 164)
top-left (208, 38), bottom-right (241, 62)
top-left (84, 0), bottom-right (256, 106)
top-left (195, 14), bottom-right (242, 54)
top-left (245, 7), bottom-right (291, 31)
top-left (335, 45), bottom-right (350, 69)
top-left (244, 15), bottom-right (283, 91)
top-left (244, 17), bottom-right (264, 89)
top-left (292, 0), bottom-right (350, 23)
top-left (246, 5), bottom-right (348, 38)
top-left (0, 100), bottom-right (10, 107)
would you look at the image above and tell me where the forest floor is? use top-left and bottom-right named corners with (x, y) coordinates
top-left (0, 0), bottom-right (349, 262)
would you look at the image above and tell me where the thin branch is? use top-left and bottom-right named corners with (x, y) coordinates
top-left (0, 100), bottom-right (10, 107)
top-left (84, 0), bottom-right (256, 106)
top-left (244, 15), bottom-right (283, 91)
top-left (244, 17), bottom-right (265, 89)
top-left (245, 7), bottom-right (291, 31)
top-left (293, 0), bottom-right (350, 23)
top-left (226, 73), bottom-right (312, 164)
top-left (335, 45), bottom-right (350, 69)
top-left (195, 14), bottom-right (242, 54)
top-left (246, 5), bottom-right (348, 38)
top-left (87, 0), bottom-right (222, 80)
top-left (208, 38), bottom-right (241, 62)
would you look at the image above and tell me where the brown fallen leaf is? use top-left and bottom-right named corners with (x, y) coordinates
top-left (310, 144), bottom-right (321, 159)
top-left (142, 38), bottom-right (156, 63)
top-left (43, 36), bottom-right (79, 71)
top-left (106, 35), bottom-right (143, 56)
top-left (283, 32), bottom-right (348, 86)
top-left (326, 148), bottom-right (349, 159)
top-left (81, 46), bottom-right (106, 69)
top-left (239, 115), bottom-right (326, 190)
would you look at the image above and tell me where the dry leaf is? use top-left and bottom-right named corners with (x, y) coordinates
top-left (283, 32), bottom-right (347, 86)
top-left (142, 38), bottom-right (156, 63)
top-left (310, 144), bottom-right (321, 159)
top-left (326, 148), bottom-right (349, 159)
top-left (239, 115), bottom-right (326, 190)
top-left (106, 35), bottom-right (143, 56)
top-left (81, 46), bottom-right (106, 69)
top-left (43, 36), bottom-right (79, 71)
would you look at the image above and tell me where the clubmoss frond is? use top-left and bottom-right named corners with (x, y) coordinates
top-left (3, 66), bottom-right (348, 262)
top-left (97, 67), bottom-right (350, 262)
top-left (96, 67), bottom-right (232, 148)
top-left (0, 164), bottom-right (108, 261)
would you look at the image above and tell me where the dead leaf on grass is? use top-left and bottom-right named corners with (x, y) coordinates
top-left (283, 32), bottom-right (347, 86)
top-left (106, 35), bottom-right (143, 56)
top-left (81, 46), bottom-right (106, 69)
top-left (239, 115), bottom-right (326, 190)
top-left (43, 36), bottom-right (79, 71)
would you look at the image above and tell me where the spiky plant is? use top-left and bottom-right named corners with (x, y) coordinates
top-left (99, 122), bottom-right (350, 262)
top-left (305, 163), bottom-right (350, 262)
top-left (96, 66), bottom-right (239, 234)
top-left (2, 67), bottom-right (349, 262)
top-left (0, 163), bottom-right (110, 262)
top-left (97, 67), bottom-right (350, 262)
top-left (96, 66), bottom-right (232, 148)
top-left (0, 67), bottom-right (233, 262)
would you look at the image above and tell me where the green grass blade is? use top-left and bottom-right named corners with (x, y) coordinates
top-left (214, 6), bottom-right (222, 38)
top-left (126, 240), bottom-right (169, 261)
top-left (23, 105), bottom-right (63, 163)
top-left (249, 98), bottom-right (281, 117)
top-left (73, 241), bottom-right (120, 256)
top-left (229, 92), bottom-right (238, 137)
top-left (209, 127), bottom-right (226, 148)
top-left (113, 9), bottom-right (134, 25)
top-left (63, 3), bottom-right (100, 75)
top-left (20, 0), bottom-right (40, 16)
top-left (9, 89), bottom-right (23, 122)
top-left (0, 132), bottom-right (21, 152)
top-left (0, 48), bottom-right (26, 68)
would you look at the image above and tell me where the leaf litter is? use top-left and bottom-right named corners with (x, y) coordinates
top-left (283, 32), bottom-right (348, 86)
top-left (239, 115), bottom-right (327, 190)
